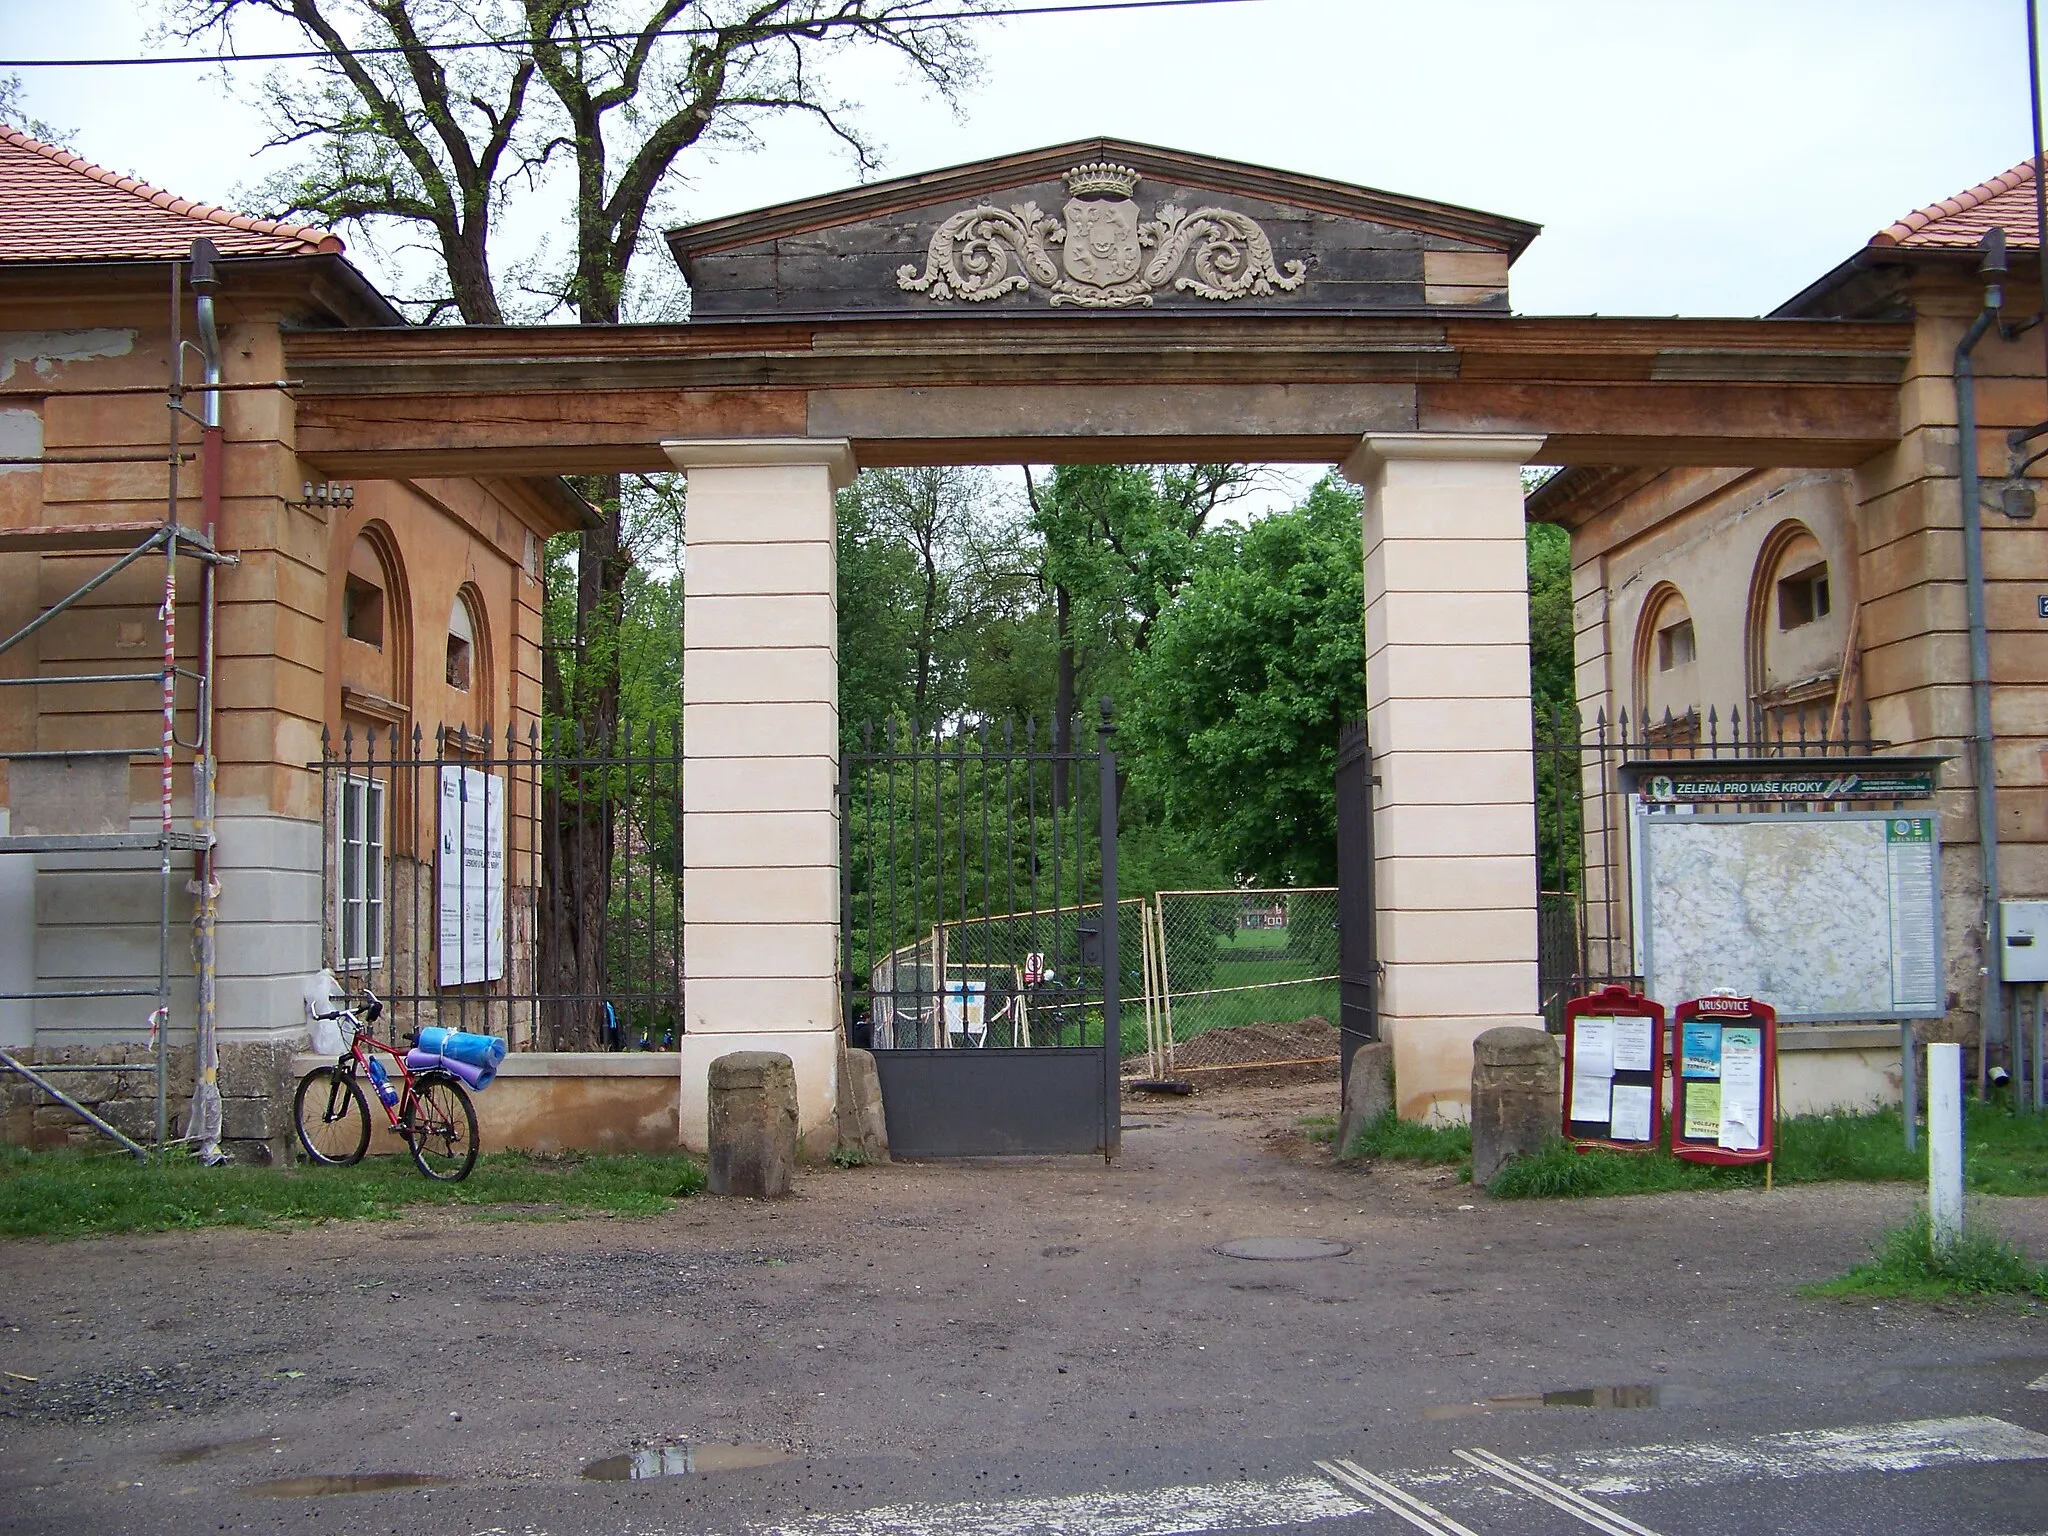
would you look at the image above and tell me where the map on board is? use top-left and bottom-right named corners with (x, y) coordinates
top-left (1637, 812), bottom-right (1942, 1021)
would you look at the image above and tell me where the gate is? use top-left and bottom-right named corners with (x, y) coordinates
top-left (1335, 715), bottom-right (1379, 1092)
top-left (840, 707), bottom-right (1121, 1159)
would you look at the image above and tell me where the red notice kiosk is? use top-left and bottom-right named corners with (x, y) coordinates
top-left (1670, 994), bottom-right (1778, 1168)
top-left (1562, 985), bottom-right (1666, 1150)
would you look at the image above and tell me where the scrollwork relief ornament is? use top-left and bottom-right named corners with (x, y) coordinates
top-left (896, 162), bottom-right (1307, 309)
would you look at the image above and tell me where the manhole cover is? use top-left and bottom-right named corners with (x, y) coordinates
top-left (1212, 1236), bottom-right (1352, 1261)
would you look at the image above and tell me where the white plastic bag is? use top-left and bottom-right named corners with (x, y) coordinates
top-left (304, 969), bottom-right (346, 1056)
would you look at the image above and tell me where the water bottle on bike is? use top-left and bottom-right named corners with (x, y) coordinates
top-left (365, 1055), bottom-right (399, 1108)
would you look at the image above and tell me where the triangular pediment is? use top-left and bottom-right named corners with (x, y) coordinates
top-left (666, 137), bottom-right (1539, 320)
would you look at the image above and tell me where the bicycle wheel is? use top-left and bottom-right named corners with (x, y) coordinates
top-left (403, 1070), bottom-right (478, 1182)
top-left (294, 1067), bottom-right (370, 1166)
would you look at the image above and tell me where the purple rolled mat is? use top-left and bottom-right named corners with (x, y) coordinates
top-left (405, 1049), bottom-right (495, 1092)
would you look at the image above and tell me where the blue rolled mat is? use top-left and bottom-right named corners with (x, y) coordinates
top-left (406, 1048), bottom-right (495, 1091)
top-left (416, 1027), bottom-right (506, 1070)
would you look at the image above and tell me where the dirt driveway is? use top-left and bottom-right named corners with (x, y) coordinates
top-left (2, 1078), bottom-right (2044, 1534)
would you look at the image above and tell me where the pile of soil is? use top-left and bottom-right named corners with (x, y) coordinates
top-left (1156, 1014), bottom-right (1341, 1073)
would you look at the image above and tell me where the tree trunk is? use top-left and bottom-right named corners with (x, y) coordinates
top-left (539, 473), bottom-right (630, 1050)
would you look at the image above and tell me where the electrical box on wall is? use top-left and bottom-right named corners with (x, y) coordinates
top-left (2000, 901), bottom-right (2048, 983)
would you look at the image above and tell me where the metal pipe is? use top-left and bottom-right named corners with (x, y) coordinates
top-left (185, 237), bottom-right (226, 1161)
top-left (1956, 229), bottom-right (2007, 1096)
top-left (0, 1052), bottom-right (148, 1159)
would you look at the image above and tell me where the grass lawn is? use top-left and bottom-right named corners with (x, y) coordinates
top-left (1169, 979), bottom-right (1340, 1038)
top-left (0, 1145), bottom-right (705, 1239)
top-left (1804, 1212), bottom-right (2048, 1303)
top-left (1341, 1101), bottom-right (2048, 1201)
top-left (1490, 1102), bottom-right (2048, 1199)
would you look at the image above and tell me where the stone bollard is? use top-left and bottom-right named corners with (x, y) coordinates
top-left (833, 1043), bottom-right (891, 1164)
top-left (1333, 1040), bottom-right (1393, 1161)
top-left (707, 1051), bottom-right (798, 1198)
top-left (1470, 1027), bottom-right (1560, 1186)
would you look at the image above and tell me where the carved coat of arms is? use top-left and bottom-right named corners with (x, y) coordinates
top-left (897, 162), bottom-right (1306, 309)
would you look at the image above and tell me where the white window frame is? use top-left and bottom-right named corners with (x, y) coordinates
top-left (335, 774), bottom-right (387, 970)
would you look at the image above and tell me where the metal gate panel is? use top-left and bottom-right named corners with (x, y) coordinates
top-left (1335, 714), bottom-right (1379, 1092)
top-left (841, 705), bottom-right (1120, 1160)
top-left (870, 1048), bottom-right (1107, 1157)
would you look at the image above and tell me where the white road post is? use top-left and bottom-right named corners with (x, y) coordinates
top-left (1927, 1040), bottom-right (1964, 1251)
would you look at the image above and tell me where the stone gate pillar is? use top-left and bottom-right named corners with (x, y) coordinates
top-left (663, 437), bottom-right (855, 1153)
top-left (1341, 434), bottom-right (1546, 1122)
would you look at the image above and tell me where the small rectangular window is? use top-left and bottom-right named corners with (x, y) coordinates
top-left (1657, 619), bottom-right (1695, 672)
top-left (1778, 564), bottom-right (1830, 630)
top-left (336, 775), bottom-right (385, 968)
top-left (446, 633), bottom-right (472, 691)
top-left (344, 576), bottom-right (384, 647)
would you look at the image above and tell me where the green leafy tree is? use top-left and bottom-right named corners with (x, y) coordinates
top-left (1526, 518), bottom-right (1580, 891)
top-left (1126, 476), bottom-right (1366, 887)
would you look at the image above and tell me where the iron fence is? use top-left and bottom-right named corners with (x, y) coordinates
top-left (841, 714), bottom-right (1121, 1054)
top-left (1534, 699), bottom-right (1891, 1029)
top-left (317, 719), bottom-right (682, 1052)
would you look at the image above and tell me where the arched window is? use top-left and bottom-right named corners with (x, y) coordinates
top-left (445, 595), bottom-right (475, 692)
top-left (338, 523), bottom-right (408, 712)
top-left (1634, 584), bottom-right (1700, 745)
top-left (1747, 521), bottom-right (1847, 742)
top-left (446, 584), bottom-right (492, 732)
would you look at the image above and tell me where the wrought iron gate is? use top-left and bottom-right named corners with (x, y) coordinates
top-left (840, 706), bottom-right (1121, 1159)
top-left (1335, 714), bottom-right (1380, 1092)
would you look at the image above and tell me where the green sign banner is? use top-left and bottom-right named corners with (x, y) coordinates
top-left (1629, 759), bottom-right (1938, 806)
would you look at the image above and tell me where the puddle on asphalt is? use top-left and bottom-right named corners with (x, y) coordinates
top-left (582, 1443), bottom-right (795, 1481)
top-left (245, 1473), bottom-right (453, 1497)
top-left (160, 1434), bottom-right (285, 1465)
top-left (1425, 1384), bottom-right (1659, 1420)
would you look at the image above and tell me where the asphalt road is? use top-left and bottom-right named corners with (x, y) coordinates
top-left (2, 1081), bottom-right (2044, 1534)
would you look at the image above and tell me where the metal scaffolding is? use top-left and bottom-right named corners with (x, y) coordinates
top-left (0, 243), bottom-right (265, 1158)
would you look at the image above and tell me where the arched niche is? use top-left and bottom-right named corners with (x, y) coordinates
top-left (1633, 582), bottom-right (1699, 743)
top-left (1746, 520), bottom-right (1848, 739)
top-left (445, 583), bottom-right (493, 734)
top-left (339, 522), bottom-right (410, 716)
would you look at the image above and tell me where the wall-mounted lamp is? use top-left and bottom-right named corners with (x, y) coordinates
top-left (290, 480), bottom-right (355, 514)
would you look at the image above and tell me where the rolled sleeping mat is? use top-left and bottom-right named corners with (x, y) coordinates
top-left (415, 1027), bottom-right (507, 1070)
top-left (405, 1048), bottom-right (496, 1092)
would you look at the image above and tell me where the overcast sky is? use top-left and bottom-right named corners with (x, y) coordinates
top-left (3, 0), bottom-right (2037, 322)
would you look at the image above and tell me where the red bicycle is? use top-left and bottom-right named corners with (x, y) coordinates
top-left (293, 988), bottom-right (480, 1181)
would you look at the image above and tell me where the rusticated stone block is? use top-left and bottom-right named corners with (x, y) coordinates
top-left (1333, 1041), bottom-right (1393, 1161)
top-left (1470, 1026), bottom-right (1559, 1186)
top-left (832, 1044), bottom-right (890, 1164)
top-left (707, 1051), bottom-right (797, 1199)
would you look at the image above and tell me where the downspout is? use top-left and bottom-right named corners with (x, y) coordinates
top-left (186, 238), bottom-right (225, 1162)
top-left (1955, 230), bottom-right (2007, 1098)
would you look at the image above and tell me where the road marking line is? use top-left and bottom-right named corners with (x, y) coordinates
top-left (1534, 1414), bottom-right (2048, 1497)
top-left (746, 1475), bottom-right (1367, 1536)
top-left (1317, 1459), bottom-right (1482, 1536)
top-left (1455, 1448), bottom-right (1663, 1536)
top-left (2028, 1371), bottom-right (2048, 1392)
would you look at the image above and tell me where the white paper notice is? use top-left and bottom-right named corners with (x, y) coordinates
top-left (1718, 1025), bottom-right (1763, 1151)
top-left (1612, 1016), bottom-right (1654, 1074)
top-left (1574, 1017), bottom-right (1616, 1078)
top-left (1608, 1083), bottom-right (1654, 1143)
top-left (1570, 1073), bottom-right (1613, 1123)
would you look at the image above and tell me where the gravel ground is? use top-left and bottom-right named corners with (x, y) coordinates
top-left (0, 1079), bottom-right (2043, 1532)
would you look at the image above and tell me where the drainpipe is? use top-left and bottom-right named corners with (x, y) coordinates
top-left (187, 238), bottom-right (225, 1162)
top-left (1955, 229), bottom-right (2007, 1097)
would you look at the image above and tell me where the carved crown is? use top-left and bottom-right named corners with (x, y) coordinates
top-left (1062, 161), bottom-right (1140, 200)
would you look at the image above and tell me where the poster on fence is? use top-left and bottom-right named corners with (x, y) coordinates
top-left (437, 766), bottom-right (505, 986)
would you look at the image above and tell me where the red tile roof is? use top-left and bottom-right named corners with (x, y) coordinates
top-left (0, 123), bottom-right (343, 262)
top-left (1873, 158), bottom-right (2041, 250)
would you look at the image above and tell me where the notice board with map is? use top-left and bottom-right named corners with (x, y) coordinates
top-left (1637, 811), bottom-right (1942, 1021)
